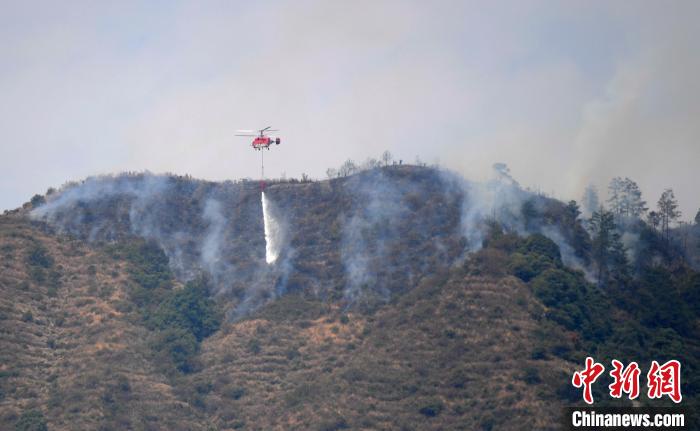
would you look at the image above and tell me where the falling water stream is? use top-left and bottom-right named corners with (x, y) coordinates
top-left (261, 191), bottom-right (280, 264)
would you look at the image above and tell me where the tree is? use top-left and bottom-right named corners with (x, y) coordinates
top-left (338, 159), bottom-right (357, 177)
top-left (566, 200), bottom-right (581, 223)
top-left (607, 177), bottom-right (646, 220)
top-left (492, 162), bottom-right (518, 186)
top-left (149, 278), bottom-right (221, 342)
top-left (607, 177), bottom-right (624, 216)
top-left (361, 157), bottom-right (380, 170)
top-left (326, 168), bottom-right (337, 179)
top-left (521, 199), bottom-right (538, 231)
top-left (646, 211), bottom-right (661, 231)
top-left (381, 150), bottom-right (392, 167)
top-left (695, 208), bottom-right (700, 226)
top-left (621, 178), bottom-right (647, 218)
top-left (30, 194), bottom-right (45, 208)
top-left (581, 185), bottom-right (599, 216)
top-left (589, 209), bottom-right (628, 286)
top-left (657, 189), bottom-right (681, 242)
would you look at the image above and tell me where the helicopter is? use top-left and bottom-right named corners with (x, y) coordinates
top-left (235, 126), bottom-right (281, 150)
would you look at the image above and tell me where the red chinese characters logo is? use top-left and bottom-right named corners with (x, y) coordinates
top-left (572, 357), bottom-right (605, 404)
top-left (647, 360), bottom-right (682, 403)
top-left (609, 360), bottom-right (640, 400)
top-left (572, 358), bottom-right (682, 404)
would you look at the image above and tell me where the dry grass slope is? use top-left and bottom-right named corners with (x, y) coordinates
top-left (0, 216), bottom-right (211, 430)
top-left (1, 214), bottom-right (577, 430)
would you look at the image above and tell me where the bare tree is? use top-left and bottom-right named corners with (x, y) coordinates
top-left (361, 158), bottom-right (380, 170)
top-left (338, 159), bottom-right (357, 177)
top-left (381, 150), bottom-right (392, 167)
top-left (326, 168), bottom-right (337, 179)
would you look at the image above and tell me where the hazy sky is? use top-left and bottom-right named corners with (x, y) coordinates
top-left (1, 0), bottom-right (698, 219)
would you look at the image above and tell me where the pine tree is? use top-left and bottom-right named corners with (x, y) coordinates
top-left (607, 177), bottom-right (646, 220)
top-left (621, 178), bottom-right (647, 218)
top-left (581, 185), bottom-right (599, 216)
top-left (646, 211), bottom-right (661, 231)
top-left (657, 189), bottom-right (681, 242)
top-left (607, 177), bottom-right (624, 216)
top-left (566, 200), bottom-right (581, 224)
top-left (589, 208), bottom-right (628, 287)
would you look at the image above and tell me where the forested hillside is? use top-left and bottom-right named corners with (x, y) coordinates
top-left (1, 166), bottom-right (697, 430)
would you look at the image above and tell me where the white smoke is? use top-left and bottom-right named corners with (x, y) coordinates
top-left (459, 179), bottom-right (527, 251)
top-left (339, 170), bottom-right (412, 305)
top-left (200, 198), bottom-right (225, 280)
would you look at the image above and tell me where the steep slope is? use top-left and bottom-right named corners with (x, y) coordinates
top-left (0, 217), bottom-right (211, 430)
top-left (0, 214), bottom-right (572, 430)
top-left (192, 272), bottom-right (571, 430)
top-left (1, 166), bottom-right (697, 430)
top-left (29, 167), bottom-right (467, 315)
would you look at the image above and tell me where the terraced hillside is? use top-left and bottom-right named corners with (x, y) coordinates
top-left (0, 217), bottom-right (209, 430)
top-left (1, 215), bottom-right (574, 430)
top-left (1, 166), bottom-right (698, 430)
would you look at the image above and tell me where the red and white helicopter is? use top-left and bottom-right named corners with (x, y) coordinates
top-left (235, 126), bottom-right (281, 150)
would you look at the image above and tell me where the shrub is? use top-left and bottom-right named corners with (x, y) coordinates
top-left (26, 244), bottom-right (53, 269)
top-left (518, 233), bottom-right (562, 264)
top-left (109, 240), bottom-right (172, 293)
top-left (151, 327), bottom-right (199, 373)
top-left (418, 399), bottom-right (443, 417)
top-left (15, 409), bottom-right (47, 431)
top-left (148, 277), bottom-right (221, 341)
top-left (223, 385), bottom-right (246, 400)
top-left (530, 269), bottom-right (581, 308)
top-left (116, 375), bottom-right (131, 393)
top-left (318, 417), bottom-right (349, 431)
top-left (469, 248), bottom-right (509, 276)
top-left (521, 367), bottom-right (541, 384)
top-left (29, 267), bottom-right (45, 284)
top-left (509, 252), bottom-right (554, 282)
top-left (247, 339), bottom-right (261, 354)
